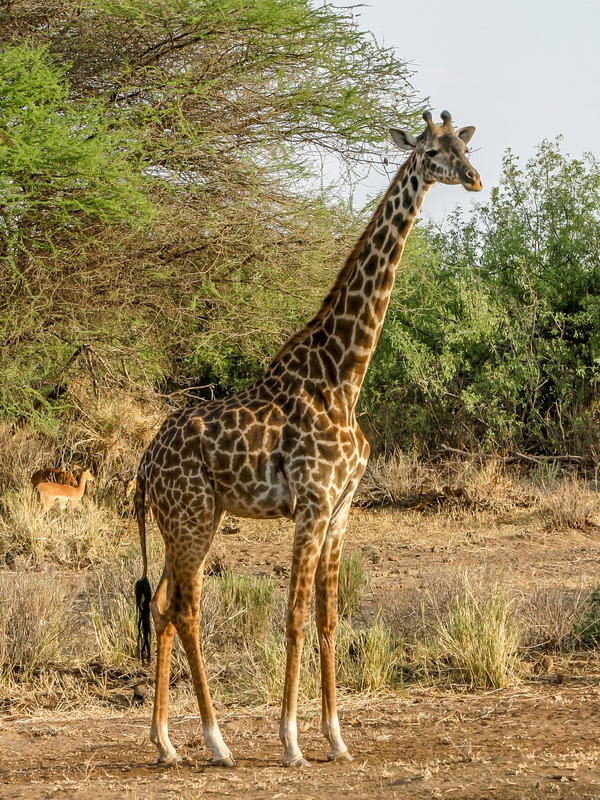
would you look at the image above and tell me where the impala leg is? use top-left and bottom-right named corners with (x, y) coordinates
top-left (279, 513), bottom-right (330, 767)
top-left (149, 563), bottom-right (179, 764)
top-left (315, 494), bottom-right (355, 762)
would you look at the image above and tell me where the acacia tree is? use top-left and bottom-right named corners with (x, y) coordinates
top-left (0, 0), bottom-right (419, 420)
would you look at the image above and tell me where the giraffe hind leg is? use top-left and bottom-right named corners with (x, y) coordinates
top-left (315, 484), bottom-right (361, 762)
top-left (152, 505), bottom-right (234, 767)
top-left (149, 563), bottom-right (180, 764)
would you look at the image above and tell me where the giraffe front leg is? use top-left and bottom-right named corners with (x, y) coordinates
top-left (316, 498), bottom-right (354, 763)
top-left (280, 514), bottom-right (329, 767)
top-left (279, 601), bottom-right (312, 768)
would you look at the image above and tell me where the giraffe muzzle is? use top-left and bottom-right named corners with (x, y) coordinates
top-left (462, 167), bottom-right (482, 192)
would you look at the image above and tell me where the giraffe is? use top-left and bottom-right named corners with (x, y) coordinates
top-left (134, 110), bottom-right (481, 769)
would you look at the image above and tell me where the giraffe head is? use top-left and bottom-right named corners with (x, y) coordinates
top-left (390, 110), bottom-right (482, 191)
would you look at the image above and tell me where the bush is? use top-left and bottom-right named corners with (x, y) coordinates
top-left (362, 141), bottom-right (600, 456)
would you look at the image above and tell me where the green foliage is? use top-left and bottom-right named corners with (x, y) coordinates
top-left (0, 43), bottom-right (151, 252)
top-left (363, 140), bottom-right (600, 455)
top-left (0, 43), bottom-right (155, 420)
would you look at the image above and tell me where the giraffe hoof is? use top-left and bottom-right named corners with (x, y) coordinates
top-left (157, 752), bottom-right (181, 766)
top-left (328, 750), bottom-right (353, 763)
top-left (283, 755), bottom-right (311, 768)
top-left (212, 755), bottom-right (236, 768)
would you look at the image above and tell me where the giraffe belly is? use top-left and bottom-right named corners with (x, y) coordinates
top-left (216, 477), bottom-right (295, 520)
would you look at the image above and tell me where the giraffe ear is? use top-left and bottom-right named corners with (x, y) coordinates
top-left (390, 128), bottom-right (417, 151)
top-left (457, 126), bottom-right (476, 145)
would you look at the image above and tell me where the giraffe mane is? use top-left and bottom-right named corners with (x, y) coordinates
top-left (268, 157), bottom-right (413, 367)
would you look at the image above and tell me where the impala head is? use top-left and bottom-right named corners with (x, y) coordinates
top-left (390, 110), bottom-right (481, 192)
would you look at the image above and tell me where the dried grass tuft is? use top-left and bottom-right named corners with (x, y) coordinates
top-left (537, 474), bottom-right (600, 531)
top-left (426, 574), bottom-right (523, 688)
top-left (0, 570), bottom-right (79, 682)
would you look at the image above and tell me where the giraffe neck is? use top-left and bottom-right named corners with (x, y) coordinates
top-left (266, 154), bottom-right (430, 409)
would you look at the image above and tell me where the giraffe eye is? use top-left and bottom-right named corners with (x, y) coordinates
top-left (426, 149), bottom-right (438, 157)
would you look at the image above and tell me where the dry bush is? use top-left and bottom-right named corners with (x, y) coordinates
top-left (0, 423), bottom-right (57, 492)
top-left (0, 385), bottom-right (167, 567)
top-left (356, 451), bottom-right (436, 508)
top-left (0, 569), bottom-right (79, 682)
top-left (62, 381), bottom-right (167, 484)
top-left (438, 457), bottom-right (537, 512)
top-left (0, 384), bottom-right (167, 508)
top-left (356, 452), bottom-right (537, 514)
top-left (519, 585), bottom-right (599, 653)
top-left (537, 474), bottom-right (600, 531)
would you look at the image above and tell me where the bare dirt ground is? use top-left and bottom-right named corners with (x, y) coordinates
top-left (3, 507), bottom-right (600, 799)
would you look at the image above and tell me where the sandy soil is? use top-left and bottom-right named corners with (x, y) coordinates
top-left (3, 507), bottom-right (600, 799)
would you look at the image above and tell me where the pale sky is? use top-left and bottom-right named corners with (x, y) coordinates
top-left (353, 0), bottom-right (600, 224)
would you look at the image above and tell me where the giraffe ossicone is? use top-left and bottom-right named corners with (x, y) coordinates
top-left (134, 110), bottom-right (481, 769)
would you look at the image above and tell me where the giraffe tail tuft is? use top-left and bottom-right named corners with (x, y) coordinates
top-left (135, 576), bottom-right (152, 664)
top-left (134, 469), bottom-right (152, 664)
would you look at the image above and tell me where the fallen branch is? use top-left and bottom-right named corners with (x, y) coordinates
top-left (438, 444), bottom-right (593, 467)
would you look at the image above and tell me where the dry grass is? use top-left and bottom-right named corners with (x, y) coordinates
top-left (382, 570), bottom-right (524, 689)
top-left (1, 415), bottom-right (600, 713)
top-left (519, 585), bottom-right (597, 653)
top-left (425, 574), bottom-right (522, 689)
top-left (537, 474), bottom-right (600, 531)
top-left (0, 569), bottom-right (79, 682)
top-left (0, 486), bottom-right (132, 566)
top-left (218, 568), bottom-right (277, 640)
top-left (338, 551), bottom-right (369, 618)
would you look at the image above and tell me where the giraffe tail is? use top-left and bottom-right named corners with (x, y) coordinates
top-left (134, 472), bottom-right (152, 664)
